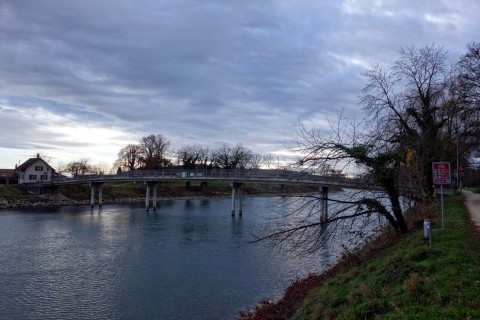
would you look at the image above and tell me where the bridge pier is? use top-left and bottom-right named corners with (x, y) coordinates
top-left (320, 186), bottom-right (328, 223)
top-left (231, 182), bottom-right (243, 216)
top-left (90, 182), bottom-right (105, 208)
top-left (145, 181), bottom-right (160, 211)
top-left (43, 185), bottom-right (59, 197)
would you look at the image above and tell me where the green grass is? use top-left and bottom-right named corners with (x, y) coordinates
top-left (0, 185), bottom-right (25, 197)
top-left (295, 196), bottom-right (480, 319)
top-left (62, 182), bottom-right (294, 203)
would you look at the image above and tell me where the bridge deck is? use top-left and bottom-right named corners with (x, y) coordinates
top-left (27, 169), bottom-right (367, 189)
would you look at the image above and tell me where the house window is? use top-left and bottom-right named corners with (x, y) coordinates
top-left (35, 166), bottom-right (43, 171)
top-left (29, 175), bottom-right (37, 180)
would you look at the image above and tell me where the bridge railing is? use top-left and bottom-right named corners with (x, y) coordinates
top-left (49, 169), bottom-right (357, 185)
top-left (25, 169), bottom-right (423, 196)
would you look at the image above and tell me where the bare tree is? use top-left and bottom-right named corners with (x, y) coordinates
top-left (361, 44), bottom-right (453, 197)
top-left (256, 45), bottom-right (461, 252)
top-left (91, 161), bottom-right (112, 174)
top-left (262, 153), bottom-right (276, 169)
top-left (210, 144), bottom-right (231, 168)
top-left (65, 158), bottom-right (93, 176)
top-left (211, 144), bottom-right (253, 169)
top-left (249, 153), bottom-right (263, 169)
top-left (231, 144), bottom-right (253, 169)
top-left (456, 42), bottom-right (480, 108)
top-left (117, 144), bottom-right (141, 171)
top-left (256, 115), bottom-right (409, 253)
top-left (454, 42), bottom-right (480, 159)
top-left (138, 134), bottom-right (171, 169)
top-left (176, 144), bottom-right (210, 169)
top-left (138, 135), bottom-right (155, 169)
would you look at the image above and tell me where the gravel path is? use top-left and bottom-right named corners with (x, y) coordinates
top-left (463, 191), bottom-right (480, 229)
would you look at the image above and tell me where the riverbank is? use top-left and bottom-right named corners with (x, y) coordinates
top-left (238, 194), bottom-right (480, 319)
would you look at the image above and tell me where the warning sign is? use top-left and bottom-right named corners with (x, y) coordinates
top-left (432, 162), bottom-right (451, 184)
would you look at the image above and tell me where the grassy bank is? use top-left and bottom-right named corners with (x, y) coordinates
top-left (0, 185), bottom-right (26, 197)
top-left (56, 181), bottom-right (316, 201)
top-left (293, 196), bottom-right (480, 319)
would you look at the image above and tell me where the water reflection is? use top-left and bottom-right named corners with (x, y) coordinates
top-left (200, 199), bottom-right (210, 207)
top-left (0, 197), bottom-right (365, 320)
top-left (231, 215), bottom-right (243, 236)
top-left (318, 226), bottom-right (333, 267)
top-left (185, 199), bottom-right (194, 208)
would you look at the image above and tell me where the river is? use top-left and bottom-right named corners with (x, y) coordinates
top-left (0, 196), bottom-right (366, 319)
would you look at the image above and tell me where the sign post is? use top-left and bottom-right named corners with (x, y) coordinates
top-left (432, 162), bottom-right (451, 230)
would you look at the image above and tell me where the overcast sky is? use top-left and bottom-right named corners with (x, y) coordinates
top-left (1, 0), bottom-right (479, 169)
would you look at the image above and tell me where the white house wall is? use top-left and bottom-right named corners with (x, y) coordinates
top-left (18, 159), bottom-right (53, 184)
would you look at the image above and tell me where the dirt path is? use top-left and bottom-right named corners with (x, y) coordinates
top-left (463, 191), bottom-right (480, 229)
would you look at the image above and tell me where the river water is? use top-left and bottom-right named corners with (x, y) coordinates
top-left (0, 196), bottom-right (361, 320)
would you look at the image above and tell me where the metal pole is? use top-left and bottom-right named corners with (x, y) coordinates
top-left (456, 134), bottom-right (459, 191)
top-left (441, 184), bottom-right (445, 230)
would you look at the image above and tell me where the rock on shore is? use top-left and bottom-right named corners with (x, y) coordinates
top-left (0, 195), bottom-right (81, 210)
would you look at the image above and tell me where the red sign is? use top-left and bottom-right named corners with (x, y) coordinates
top-left (432, 162), bottom-right (451, 184)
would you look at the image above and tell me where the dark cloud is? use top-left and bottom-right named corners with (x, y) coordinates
top-left (0, 0), bottom-right (479, 167)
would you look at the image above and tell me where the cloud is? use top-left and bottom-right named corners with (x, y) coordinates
top-left (0, 103), bottom-right (134, 165)
top-left (0, 0), bottom-right (479, 168)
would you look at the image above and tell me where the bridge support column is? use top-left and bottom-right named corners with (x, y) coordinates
top-left (238, 186), bottom-right (242, 216)
top-left (90, 182), bottom-right (105, 208)
top-left (231, 185), bottom-right (236, 216)
top-left (91, 185), bottom-right (95, 208)
top-left (145, 181), bottom-right (159, 211)
top-left (44, 185), bottom-right (59, 198)
top-left (320, 186), bottom-right (329, 223)
top-left (145, 184), bottom-right (150, 210)
top-left (231, 182), bottom-right (243, 216)
top-left (152, 184), bottom-right (158, 211)
top-left (98, 184), bottom-right (103, 208)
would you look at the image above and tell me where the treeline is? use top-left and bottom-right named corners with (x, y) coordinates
top-left (56, 139), bottom-right (281, 176)
top-left (113, 134), bottom-right (280, 172)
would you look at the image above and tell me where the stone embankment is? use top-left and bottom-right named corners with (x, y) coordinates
top-left (0, 195), bottom-right (80, 210)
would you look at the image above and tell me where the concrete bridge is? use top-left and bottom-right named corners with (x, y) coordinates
top-left (26, 169), bottom-right (373, 217)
